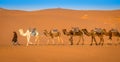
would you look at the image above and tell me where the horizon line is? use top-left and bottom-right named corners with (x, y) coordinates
top-left (0, 7), bottom-right (120, 11)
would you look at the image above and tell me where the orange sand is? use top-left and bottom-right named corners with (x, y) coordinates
top-left (0, 45), bottom-right (120, 62)
top-left (0, 8), bottom-right (120, 62)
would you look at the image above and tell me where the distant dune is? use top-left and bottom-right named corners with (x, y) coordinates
top-left (0, 8), bottom-right (120, 62)
top-left (0, 8), bottom-right (120, 45)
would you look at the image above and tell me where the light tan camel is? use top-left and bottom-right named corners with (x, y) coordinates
top-left (18, 28), bottom-right (40, 46)
top-left (62, 27), bottom-right (84, 45)
top-left (43, 29), bottom-right (63, 44)
top-left (82, 28), bottom-right (107, 45)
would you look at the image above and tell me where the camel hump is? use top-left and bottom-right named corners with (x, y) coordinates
top-left (94, 28), bottom-right (102, 33)
top-left (18, 29), bottom-right (23, 32)
top-left (82, 29), bottom-right (88, 33)
top-left (31, 28), bottom-right (37, 36)
top-left (71, 27), bottom-right (80, 32)
top-left (110, 29), bottom-right (118, 32)
top-left (51, 29), bottom-right (59, 33)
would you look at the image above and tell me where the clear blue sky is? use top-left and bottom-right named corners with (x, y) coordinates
top-left (0, 0), bottom-right (120, 11)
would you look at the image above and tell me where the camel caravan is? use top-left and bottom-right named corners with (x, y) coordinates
top-left (12, 27), bottom-right (120, 46)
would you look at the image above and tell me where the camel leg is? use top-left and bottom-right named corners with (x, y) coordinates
top-left (29, 41), bottom-right (33, 44)
top-left (113, 36), bottom-right (119, 45)
top-left (110, 37), bottom-right (115, 45)
top-left (82, 36), bottom-right (84, 45)
top-left (100, 36), bottom-right (104, 46)
top-left (52, 38), bottom-right (55, 45)
top-left (60, 37), bottom-right (64, 44)
top-left (118, 38), bottom-right (120, 45)
top-left (101, 38), bottom-right (104, 46)
top-left (117, 37), bottom-right (120, 45)
top-left (93, 37), bottom-right (97, 45)
top-left (57, 37), bottom-right (60, 44)
top-left (69, 36), bottom-right (73, 45)
top-left (90, 36), bottom-right (94, 46)
top-left (109, 39), bottom-right (113, 45)
top-left (26, 35), bottom-right (29, 46)
top-left (28, 35), bottom-right (33, 45)
top-left (98, 37), bottom-right (102, 45)
top-left (99, 37), bottom-right (104, 46)
top-left (36, 37), bottom-right (40, 45)
top-left (91, 36), bottom-right (97, 46)
top-left (35, 36), bottom-right (39, 45)
top-left (37, 37), bottom-right (40, 45)
top-left (109, 35), bottom-right (114, 45)
top-left (27, 41), bottom-right (29, 46)
top-left (117, 37), bottom-right (119, 41)
top-left (37, 36), bottom-right (40, 45)
top-left (35, 37), bottom-right (37, 45)
top-left (77, 36), bottom-right (81, 45)
top-left (26, 36), bottom-right (30, 46)
top-left (47, 38), bottom-right (50, 45)
top-left (58, 37), bottom-right (64, 44)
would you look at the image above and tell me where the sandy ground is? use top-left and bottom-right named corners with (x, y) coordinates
top-left (0, 8), bottom-right (120, 62)
top-left (0, 45), bottom-right (120, 62)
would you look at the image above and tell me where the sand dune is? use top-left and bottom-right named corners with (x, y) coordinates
top-left (0, 8), bottom-right (120, 62)
top-left (0, 8), bottom-right (120, 45)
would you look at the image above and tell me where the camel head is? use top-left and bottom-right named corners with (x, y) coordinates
top-left (62, 29), bottom-right (70, 36)
top-left (82, 29), bottom-right (91, 36)
top-left (18, 29), bottom-right (27, 36)
top-left (18, 29), bottom-right (23, 34)
top-left (43, 30), bottom-right (49, 36)
top-left (19, 29), bottom-right (23, 32)
top-left (62, 29), bottom-right (67, 35)
top-left (102, 29), bottom-right (109, 36)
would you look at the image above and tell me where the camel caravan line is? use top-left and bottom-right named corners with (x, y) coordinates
top-left (16, 27), bottom-right (120, 46)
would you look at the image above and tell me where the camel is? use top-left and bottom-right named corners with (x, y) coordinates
top-left (62, 27), bottom-right (84, 45)
top-left (43, 29), bottom-right (63, 45)
top-left (82, 28), bottom-right (107, 46)
top-left (29, 28), bottom-right (40, 45)
top-left (18, 28), bottom-right (40, 46)
top-left (108, 29), bottom-right (120, 44)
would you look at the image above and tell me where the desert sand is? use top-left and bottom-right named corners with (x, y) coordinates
top-left (0, 45), bottom-right (120, 62)
top-left (0, 8), bottom-right (120, 62)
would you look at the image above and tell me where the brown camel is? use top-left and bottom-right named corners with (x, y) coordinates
top-left (82, 28), bottom-right (107, 46)
top-left (62, 27), bottom-right (84, 45)
top-left (108, 29), bottom-right (120, 44)
top-left (43, 29), bottom-right (63, 44)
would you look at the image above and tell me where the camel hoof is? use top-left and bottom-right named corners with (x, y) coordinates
top-left (107, 43), bottom-right (112, 45)
top-left (82, 43), bottom-right (84, 45)
top-left (98, 43), bottom-right (101, 45)
top-left (95, 43), bottom-right (98, 45)
top-left (76, 43), bottom-right (79, 45)
top-left (70, 44), bottom-right (73, 45)
top-left (90, 44), bottom-right (92, 46)
top-left (102, 43), bottom-right (104, 46)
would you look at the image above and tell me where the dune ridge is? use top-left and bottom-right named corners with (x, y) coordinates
top-left (0, 8), bottom-right (120, 45)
